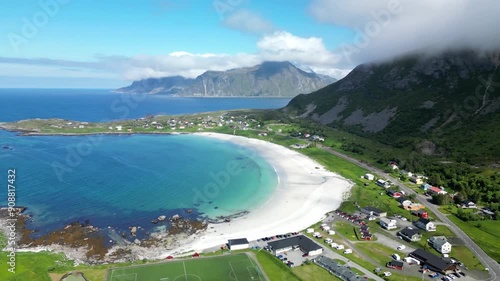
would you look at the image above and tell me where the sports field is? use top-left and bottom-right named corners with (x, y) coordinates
top-left (106, 253), bottom-right (267, 281)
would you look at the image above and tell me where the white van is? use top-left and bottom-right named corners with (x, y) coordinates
top-left (306, 228), bottom-right (314, 233)
top-left (392, 254), bottom-right (401, 261)
top-left (335, 244), bottom-right (345, 250)
top-left (324, 238), bottom-right (333, 244)
top-left (344, 249), bottom-right (352, 254)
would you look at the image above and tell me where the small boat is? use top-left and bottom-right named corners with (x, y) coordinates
top-left (2, 145), bottom-right (13, 150)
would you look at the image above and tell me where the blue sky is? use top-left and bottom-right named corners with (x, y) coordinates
top-left (0, 0), bottom-right (497, 88)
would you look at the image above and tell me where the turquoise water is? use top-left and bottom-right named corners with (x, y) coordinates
top-left (0, 130), bottom-right (277, 237)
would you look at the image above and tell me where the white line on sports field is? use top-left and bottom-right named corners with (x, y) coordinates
top-left (229, 262), bottom-right (240, 281)
top-left (183, 261), bottom-right (188, 281)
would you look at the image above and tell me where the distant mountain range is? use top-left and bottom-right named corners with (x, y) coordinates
top-left (116, 61), bottom-right (337, 97)
top-left (285, 50), bottom-right (500, 163)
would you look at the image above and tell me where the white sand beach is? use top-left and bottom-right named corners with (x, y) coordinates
top-left (182, 132), bottom-right (353, 252)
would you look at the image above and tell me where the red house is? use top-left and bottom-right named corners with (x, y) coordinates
top-left (387, 190), bottom-right (402, 198)
top-left (387, 260), bottom-right (404, 270)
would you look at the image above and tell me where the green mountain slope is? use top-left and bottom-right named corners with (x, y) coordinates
top-left (285, 50), bottom-right (500, 164)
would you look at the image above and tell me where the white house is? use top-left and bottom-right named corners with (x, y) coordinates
top-left (461, 200), bottom-right (477, 209)
top-left (379, 218), bottom-right (398, 230)
top-left (414, 218), bottom-right (436, 232)
top-left (115, 126), bottom-right (123, 131)
top-left (364, 173), bottom-right (375, 181)
top-left (428, 236), bottom-right (452, 254)
top-left (228, 238), bottom-right (249, 250)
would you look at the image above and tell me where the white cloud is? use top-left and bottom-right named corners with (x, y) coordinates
top-left (0, 32), bottom-right (350, 82)
top-left (223, 9), bottom-right (275, 34)
top-left (309, 0), bottom-right (500, 65)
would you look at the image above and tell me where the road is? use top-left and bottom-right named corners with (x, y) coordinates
top-left (318, 145), bottom-right (499, 281)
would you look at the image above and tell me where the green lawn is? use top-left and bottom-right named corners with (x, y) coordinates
top-left (334, 222), bottom-right (359, 241)
top-left (356, 242), bottom-right (404, 267)
top-left (447, 215), bottom-right (500, 262)
top-left (106, 253), bottom-right (266, 281)
top-left (0, 251), bottom-right (73, 281)
top-left (292, 263), bottom-right (341, 281)
top-left (255, 251), bottom-right (302, 281)
top-left (452, 246), bottom-right (485, 270)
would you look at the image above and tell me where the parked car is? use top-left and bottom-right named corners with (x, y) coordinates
top-left (392, 254), bottom-right (401, 261)
top-left (397, 245), bottom-right (406, 251)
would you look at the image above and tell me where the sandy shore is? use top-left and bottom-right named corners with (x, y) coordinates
top-left (2, 132), bottom-right (353, 261)
top-left (181, 132), bottom-right (353, 252)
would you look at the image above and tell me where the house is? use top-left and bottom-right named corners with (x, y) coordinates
top-left (314, 256), bottom-right (366, 281)
top-left (429, 186), bottom-right (447, 195)
top-left (156, 125), bottom-right (164, 130)
top-left (227, 238), bottom-right (249, 250)
top-left (409, 249), bottom-right (457, 274)
top-left (379, 218), bottom-right (398, 230)
top-left (461, 200), bottom-right (477, 209)
top-left (428, 236), bottom-right (452, 254)
top-left (115, 125), bottom-right (123, 131)
top-left (386, 260), bottom-right (404, 270)
top-left (397, 197), bottom-right (411, 206)
top-left (411, 210), bottom-right (429, 219)
top-left (376, 179), bottom-right (391, 188)
top-left (420, 183), bottom-right (432, 191)
top-left (414, 218), bottom-right (436, 232)
top-left (398, 227), bottom-right (422, 242)
top-left (389, 163), bottom-right (399, 170)
top-left (386, 190), bottom-right (402, 198)
top-left (410, 176), bottom-right (424, 185)
top-left (268, 235), bottom-right (323, 256)
top-left (360, 207), bottom-right (387, 217)
top-left (364, 173), bottom-right (375, 181)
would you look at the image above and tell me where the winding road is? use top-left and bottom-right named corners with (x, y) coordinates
top-left (318, 145), bottom-right (499, 281)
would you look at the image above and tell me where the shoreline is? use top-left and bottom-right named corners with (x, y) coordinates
top-left (184, 132), bottom-right (353, 252)
top-left (1, 131), bottom-right (353, 261)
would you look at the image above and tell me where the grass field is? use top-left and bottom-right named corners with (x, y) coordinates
top-left (254, 250), bottom-right (301, 281)
top-left (106, 254), bottom-right (265, 281)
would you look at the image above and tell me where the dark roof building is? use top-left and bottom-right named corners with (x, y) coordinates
top-left (360, 206), bottom-right (387, 217)
top-left (268, 235), bottom-right (322, 255)
top-left (398, 227), bottom-right (422, 242)
top-left (397, 197), bottom-right (410, 204)
top-left (387, 260), bottom-right (404, 270)
top-left (227, 238), bottom-right (249, 250)
top-left (409, 249), bottom-right (456, 274)
top-left (314, 255), bottom-right (365, 281)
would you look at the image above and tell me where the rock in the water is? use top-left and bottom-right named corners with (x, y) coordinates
top-left (129, 226), bottom-right (137, 236)
top-left (158, 215), bottom-right (166, 221)
top-left (134, 239), bottom-right (141, 245)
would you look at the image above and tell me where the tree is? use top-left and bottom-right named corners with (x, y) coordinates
top-left (432, 194), bottom-right (451, 205)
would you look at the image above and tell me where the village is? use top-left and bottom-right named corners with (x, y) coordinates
top-left (211, 162), bottom-right (489, 281)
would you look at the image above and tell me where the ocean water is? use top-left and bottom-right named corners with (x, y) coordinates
top-left (0, 130), bottom-right (277, 237)
top-left (0, 88), bottom-right (284, 238)
top-left (0, 88), bottom-right (290, 122)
